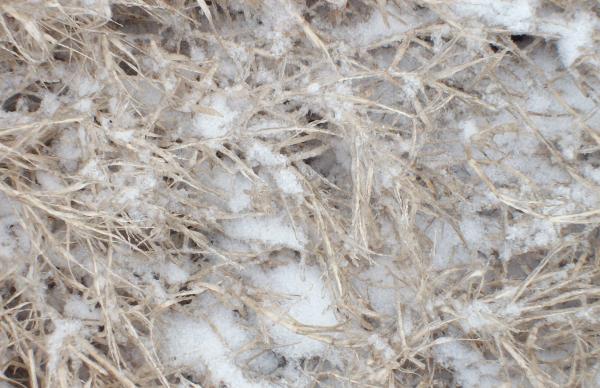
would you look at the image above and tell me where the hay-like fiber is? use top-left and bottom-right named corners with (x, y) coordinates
top-left (1, 0), bottom-right (600, 387)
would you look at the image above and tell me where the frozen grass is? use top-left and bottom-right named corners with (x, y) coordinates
top-left (0, 0), bottom-right (600, 387)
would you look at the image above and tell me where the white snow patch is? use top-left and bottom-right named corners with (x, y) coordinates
top-left (368, 334), bottom-right (396, 362)
top-left (450, 0), bottom-right (538, 33)
top-left (347, 7), bottom-right (422, 46)
top-left (247, 141), bottom-right (286, 167)
top-left (79, 159), bottom-right (105, 180)
top-left (275, 168), bottom-right (303, 195)
top-left (307, 82), bottom-right (321, 94)
top-left (434, 339), bottom-right (503, 388)
top-left (205, 167), bottom-right (253, 212)
top-left (73, 98), bottom-right (93, 113)
top-left (53, 128), bottom-right (82, 172)
top-left (0, 215), bottom-right (30, 262)
top-left (223, 215), bottom-right (305, 250)
top-left (249, 262), bottom-right (338, 358)
top-left (47, 319), bottom-right (82, 372)
top-left (192, 93), bottom-right (237, 140)
top-left (160, 308), bottom-right (270, 388)
top-left (459, 300), bottom-right (495, 332)
top-left (76, 76), bottom-right (100, 97)
top-left (0, 193), bottom-right (15, 218)
top-left (462, 119), bottom-right (479, 141)
top-left (506, 217), bottom-right (557, 252)
top-left (430, 219), bottom-right (470, 269)
top-left (160, 262), bottom-right (189, 284)
top-left (544, 11), bottom-right (597, 67)
top-left (111, 129), bottom-right (135, 143)
top-left (355, 260), bottom-right (397, 316)
top-left (36, 171), bottom-right (64, 191)
top-left (64, 295), bottom-right (101, 321)
top-left (41, 92), bottom-right (60, 115)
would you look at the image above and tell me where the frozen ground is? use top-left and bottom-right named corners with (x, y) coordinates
top-left (0, 0), bottom-right (599, 387)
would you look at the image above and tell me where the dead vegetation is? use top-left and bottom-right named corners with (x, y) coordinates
top-left (0, 0), bottom-right (600, 387)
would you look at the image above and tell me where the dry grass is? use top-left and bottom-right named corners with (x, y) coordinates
top-left (1, 0), bottom-right (600, 387)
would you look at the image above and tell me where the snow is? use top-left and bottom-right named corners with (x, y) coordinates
top-left (52, 128), bottom-right (83, 172)
top-left (73, 98), bottom-right (93, 113)
top-left (36, 171), bottom-right (64, 191)
top-left (192, 93), bottom-right (237, 141)
top-left (354, 258), bottom-right (398, 316)
top-left (76, 76), bottom-right (100, 97)
top-left (539, 11), bottom-right (597, 67)
top-left (63, 295), bottom-right (101, 321)
top-left (223, 215), bottom-right (306, 250)
top-left (339, 4), bottom-right (432, 47)
top-left (306, 82), bottom-right (321, 94)
top-left (41, 92), bottom-right (60, 115)
top-left (431, 219), bottom-right (470, 268)
top-left (198, 165), bottom-right (254, 212)
top-left (246, 141), bottom-right (286, 167)
top-left (79, 159), bottom-right (105, 180)
top-left (449, 1), bottom-right (599, 68)
top-left (449, 0), bottom-right (537, 33)
top-left (111, 129), bottom-right (135, 143)
top-left (253, 262), bottom-right (337, 328)
top-left (47, 319), bottom-right (82, 372)
top-left (4, 1), bottom-right (599, 386)
top-left (434, 339), bottom-right (502, 388)
top-left (0, 193), bottom-right (14, 218)
top-left (506, 217), bottom-right (557, 252)
top-left (458, 300), bottom-right (497, 332)
top-left (248, 261), bottom-right (338, 358)
top-left (244, 142), bottom-right (303, 195)
top-left (226, 176), bottom-right (253, 212)
top-left (368, 334), bottom-right (396, 362)
top-left (0, 215), bottom-right (30, 263)
top-left (462, 119), bottom-right (479, 141)
top-left (274, 168), bottom-right (303, 195)
top-left (160, 262), bottom-right (189, 284)
top-left (160, 308), bottom-right (270, 388)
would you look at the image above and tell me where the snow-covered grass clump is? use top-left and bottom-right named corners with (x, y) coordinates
top-left (0, 0), bottom-right (599, 386)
